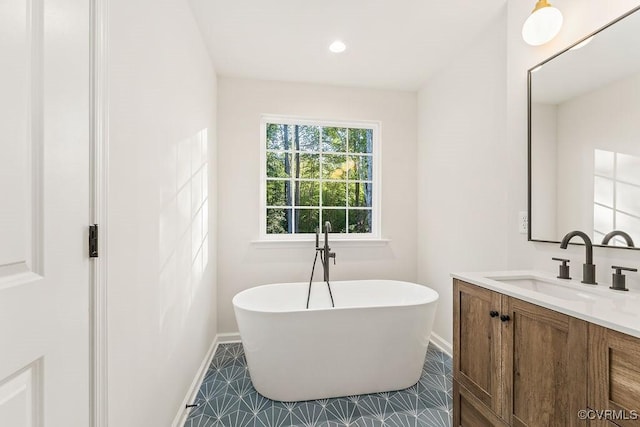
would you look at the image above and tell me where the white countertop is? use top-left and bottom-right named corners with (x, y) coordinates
top-left (451, 270), bottom-right (640, 339)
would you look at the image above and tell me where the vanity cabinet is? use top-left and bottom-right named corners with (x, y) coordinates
top-left (453, 379), bottom-right (509, 427)
top-left (501, 296), bottom-right (588, 426)
top-left (589, 325), bottom-right (640, 427)
top-left (453, 281), bottom-right (502, 416)
top-left (453, 279), bottom-right (588, 427)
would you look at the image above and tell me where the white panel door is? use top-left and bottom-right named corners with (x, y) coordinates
top-left (0, 0), bottom-right (91, 426)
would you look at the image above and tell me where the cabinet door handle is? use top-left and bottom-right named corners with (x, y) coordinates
top-left (500, 314), bottom-right (511, 322)
top-left (489, 310), bottom-right (499, 318)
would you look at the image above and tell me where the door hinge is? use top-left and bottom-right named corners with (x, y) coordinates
top-left (89, 224), bottom-right (99, 258)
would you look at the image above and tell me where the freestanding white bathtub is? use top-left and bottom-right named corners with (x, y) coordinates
top-left (232, 280), bottom-right (439, 401)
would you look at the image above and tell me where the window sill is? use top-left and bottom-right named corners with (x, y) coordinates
top-left (250, 238), bottom-right (391, 249)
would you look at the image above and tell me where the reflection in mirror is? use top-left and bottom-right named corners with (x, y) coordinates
top-left (529, 5), bottom-right (640, 250)
top-left (593, 150), bottom-right (640, 246)
top-left (601, 230), bottom-right (635, 247)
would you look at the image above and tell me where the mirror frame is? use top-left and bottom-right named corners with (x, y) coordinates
top-left (527, 4), bottom-right (640, 250)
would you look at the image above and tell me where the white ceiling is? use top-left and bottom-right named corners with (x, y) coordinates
top-left (189, 0), bottom-right (506, 90)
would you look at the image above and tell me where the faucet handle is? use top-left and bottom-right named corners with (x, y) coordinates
top-left (612, 265), bottom-right (638, 273)
top-left (552, 257), bottom-right (571, 279)
top-left (610, 265), bottom-right (637, 292)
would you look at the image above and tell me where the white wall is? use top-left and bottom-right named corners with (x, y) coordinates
top-left (416, 7), bottom-right (509, 345)
top-left (217, 77), bottom-right (418, 332)
top-left (506, 0), bottom-right (640, 291)
top-left (107, 0), bottom-right (218, 425)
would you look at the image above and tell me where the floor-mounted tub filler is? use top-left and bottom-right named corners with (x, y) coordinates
top-left (232, 279), bottom-right (439, 401)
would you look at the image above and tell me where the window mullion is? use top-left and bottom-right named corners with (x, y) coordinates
top-left (319, 125), bottom-right (324, 232)
top-left (345, 128), bottom-right (350, 234)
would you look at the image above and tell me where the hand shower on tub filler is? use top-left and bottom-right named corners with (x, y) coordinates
top-left (305, 221), bottom-right (336, 309)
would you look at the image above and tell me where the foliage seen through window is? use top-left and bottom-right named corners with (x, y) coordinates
top-left (265, 122), bottom-right (374, 235)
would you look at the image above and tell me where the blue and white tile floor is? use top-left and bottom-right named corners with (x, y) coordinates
top-left (184, 343), bottom-right (452, 427)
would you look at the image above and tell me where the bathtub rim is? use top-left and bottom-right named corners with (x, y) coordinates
top-left (232, 279), bottom-right (439, 314)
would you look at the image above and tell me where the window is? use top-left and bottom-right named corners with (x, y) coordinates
top-left (260, 116), bottom-right (380, 239)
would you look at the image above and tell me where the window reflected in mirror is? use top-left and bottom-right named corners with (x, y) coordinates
top-left (593, 150), bottom-right (640, 246)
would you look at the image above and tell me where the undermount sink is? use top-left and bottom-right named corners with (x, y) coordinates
top-left (487, 276), bottom-right (601, 302)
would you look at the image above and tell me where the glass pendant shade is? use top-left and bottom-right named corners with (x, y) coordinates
top-left (522, 0), bottom-right (563, 46)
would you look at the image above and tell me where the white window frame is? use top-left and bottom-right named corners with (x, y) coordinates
top-left (259, 114), bottom-right (382, 241)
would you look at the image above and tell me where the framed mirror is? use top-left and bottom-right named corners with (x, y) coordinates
top-left (528, 5), bottom-right (640, 250)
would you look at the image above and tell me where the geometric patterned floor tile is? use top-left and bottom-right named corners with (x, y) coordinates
top-left (185, 342), bottom-right (452, 427)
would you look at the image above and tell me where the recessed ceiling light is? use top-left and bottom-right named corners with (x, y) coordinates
top-left (329, 40), bottom-right (346, 53)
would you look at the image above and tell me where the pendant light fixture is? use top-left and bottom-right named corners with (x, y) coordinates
top-left (522, 0), bottom-right (563, 46)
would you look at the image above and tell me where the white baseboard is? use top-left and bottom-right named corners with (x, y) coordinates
top-left (171, 335), bottom-right (220, 427)
top-left (216, 332), bottom-right (241, 343)
top-left (429, 332), bottom-right (452, 357)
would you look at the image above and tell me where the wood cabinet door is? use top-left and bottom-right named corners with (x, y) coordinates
top-left (502, 297), bottom-right (588, 427)
top-left (453, 280), bottom-right (503, 416)
top-left (454, 380), bottom-right (510, 427)
top-left (589, 324), bottom-right (640, 427)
